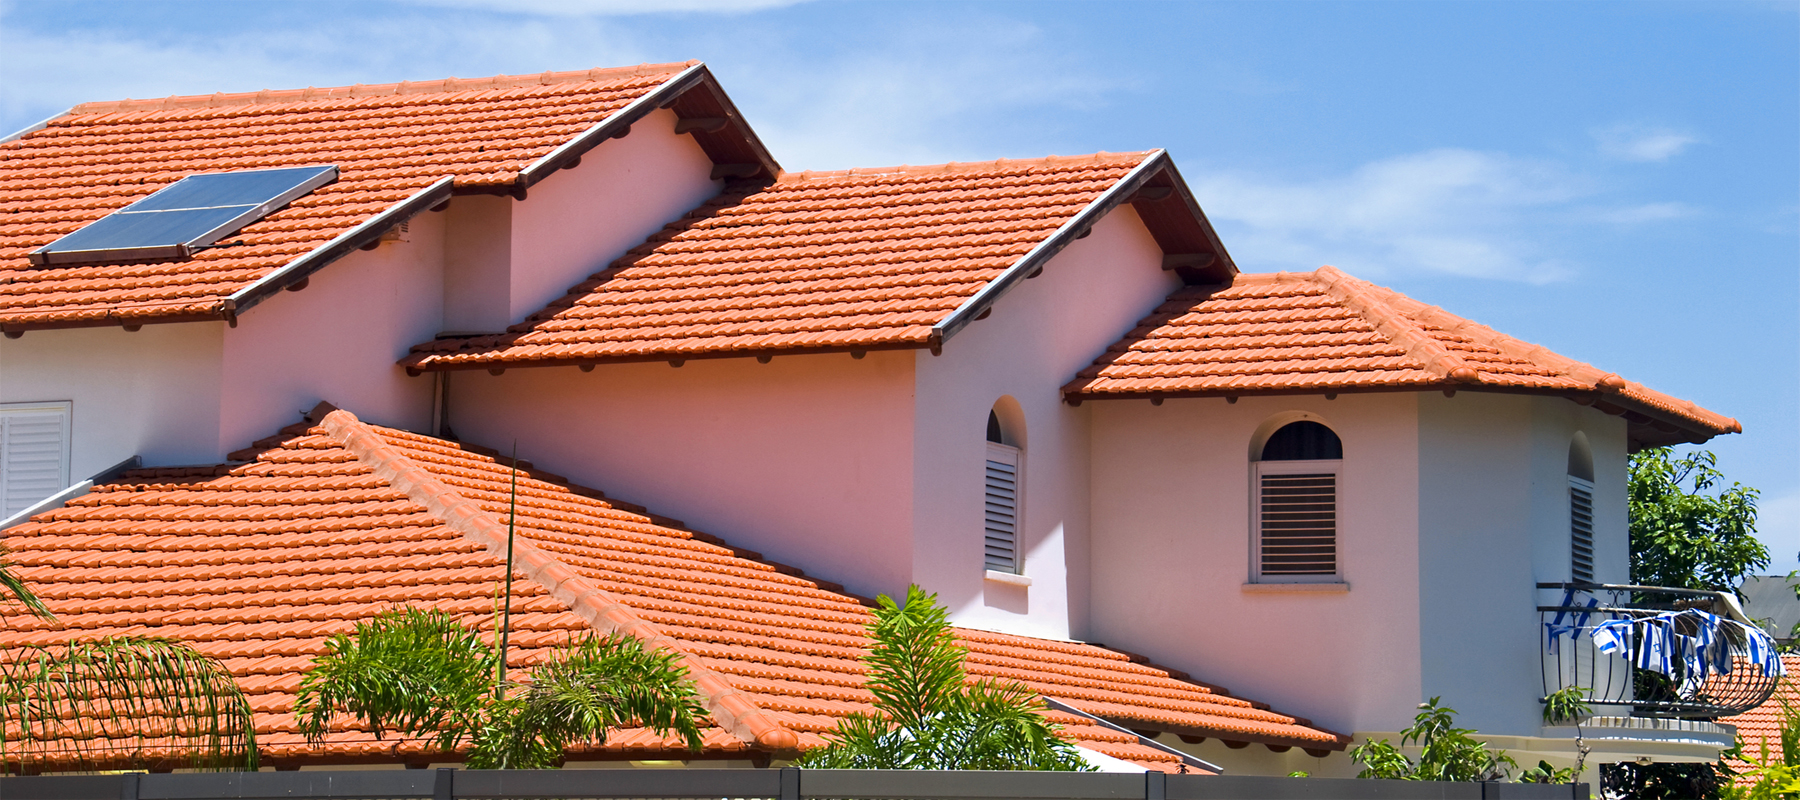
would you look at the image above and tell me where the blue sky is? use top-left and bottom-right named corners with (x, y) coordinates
top-left (4, 1), bottom-right (1797, 570)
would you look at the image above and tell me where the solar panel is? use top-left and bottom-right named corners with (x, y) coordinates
top-left (29, 165), bottom-right (338, 267)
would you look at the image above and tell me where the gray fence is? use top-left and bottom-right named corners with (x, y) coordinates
top-left (0, 769), bottom-right (1587, 800)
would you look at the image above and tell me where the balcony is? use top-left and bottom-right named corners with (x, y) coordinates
top-left (1539, 582), bottom-right (1783, 720)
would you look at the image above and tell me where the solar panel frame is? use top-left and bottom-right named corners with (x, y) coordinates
top-left (28, 166), bottom-right (338, 267)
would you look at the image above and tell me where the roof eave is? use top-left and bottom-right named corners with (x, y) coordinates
top-left (1061, 381), bottom-right (1737, 449)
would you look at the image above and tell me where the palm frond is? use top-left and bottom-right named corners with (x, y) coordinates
top-left (0, 637), bottom-right (256, 773)
top-left (295, 607), bottom-right (495, 752)
top-left (500, 633), bottom-right (708, 765)
top-left (0, 551), bottom-right (55, 621)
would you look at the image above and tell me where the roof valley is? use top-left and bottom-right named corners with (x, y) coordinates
top-left (317, 409), bottom-right (801, 752)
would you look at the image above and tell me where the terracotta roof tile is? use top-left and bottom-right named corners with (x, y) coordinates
top-left (0, 64), bottom-right (696, 331)
top-left (1062, 267), bottom-right (1738, 446)
top-left (0, 409), bottom-right (1344, 769)
top-left (1721, 655), bottom-right (1800, 777)
top-left (404, 153), bottom-right (1155, 369)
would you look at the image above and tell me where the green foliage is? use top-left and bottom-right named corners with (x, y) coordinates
top-left (1629, 448), bottom-right (1766, 592)
top-left (1605, 760), bottom-right (1732, 799)
top-left (295, 607), bottom-right (706, 768)
top-left (1518, 760), bottom-right (1578, 784)
top-left (1720, 699), bottom-right (1800, 799)
top-left (797, 585), bottom-right (1091, 771)
top-left (1542, 685), bottom-right (1593, 726)
top-left (0, 636), bottom-right (257, 773)
top-left (0, 549), bottom-right (54, 620)
top-left (1350, 698), bottom-right (1516, 781)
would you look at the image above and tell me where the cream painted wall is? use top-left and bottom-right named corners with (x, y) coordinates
top-left (506, 108), bottom-right (722, 326)
top-left (913, 206), bottom-right (1179, 641)
top-left (445, 351), bottom-right (919, 600)
top-left (220, 208), bottom-right (447, 451)
top-left (1087, 392), bottom-right (1424, 737)
top-left (1, 322), bottom-right (226, 477)
top-left (1416, 392), bottom-right (1631, 740)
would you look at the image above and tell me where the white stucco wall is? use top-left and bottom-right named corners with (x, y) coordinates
top-left (506, 108), bottom-right (722, 326)
top-left (1, 322), bottom-right (226, 477)
top-left (1088, 392), bottom-right (1424, 737)
top-left (445, 351), bottom-right (919, 600)
top-left (1416, 391), bottom-right (1631, 740)
top-left (913, 206), bottom-right (1179, 641)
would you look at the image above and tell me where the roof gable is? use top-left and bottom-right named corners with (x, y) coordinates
top-left (0, 408), bottom-right (1345, 770)
top-left (0, 63), bottom-right (777, 334)
top-left (1062, 266), bottom-right (1738, 447)
top-left (403, 150), bottom-right (1235, 372)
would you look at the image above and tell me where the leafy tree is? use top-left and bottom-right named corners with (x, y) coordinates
top-left (295, 607), bottom-right (706, 768)
top-left (1628, 448), bottom-right (1765, 592)
top-left (1350, 698), bottom-right (1515, 781)
top-left (797, 585), bottom-right (1091, 770)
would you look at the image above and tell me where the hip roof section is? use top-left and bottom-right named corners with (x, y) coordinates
top-left (405, 150), bottom-right (1234, 371)
top-left (0, 63), bottom-right (774, 333)
top-left (1061, 267), bottom-right (1738, 447)
top-left (0, 409), bottom-right (1345, 771)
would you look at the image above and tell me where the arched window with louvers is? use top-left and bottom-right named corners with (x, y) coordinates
top-left (983, 401), bottom-right (1026, 576)
top-left (1252, 419), bottom-right (1343, 582)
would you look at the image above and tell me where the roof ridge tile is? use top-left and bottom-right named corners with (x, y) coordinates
top-left (776, 151), bottom-right (1153, 184)
top-left (317, 409), bottom-right (801, 753)
top-left (65, 62), bottom-right (699, 116)
top-left (1311, 265), bottom-right (1478, 384)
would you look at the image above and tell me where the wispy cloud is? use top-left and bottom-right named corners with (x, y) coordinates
top-left (1193, 148), bottom-right (1593, 282)
top-left (394, 0), bottom-right (809, 16)
top-left (1588, 202), bottom-right (1698, 225)
top-left (1593, 124), bottom-right (1699, 162)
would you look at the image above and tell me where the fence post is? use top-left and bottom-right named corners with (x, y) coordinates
top-left (119, 773), bottom-right (139, 800)
top-left (434, 768), bottom-right (453, 800)
top-left (780, 766), bottom-right (800, 800)
top-left (1144, 770), bottom-right (1165, 800)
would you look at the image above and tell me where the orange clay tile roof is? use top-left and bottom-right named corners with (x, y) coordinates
top-left (403, 152), bottom-right (1179, 370)
top-left (1722, 655), bottom-right (1800, 759)
top-left (0, 408), bottom-right (1345, 771)
top-left (0, 63), bottom-right (736, 332)
top-left (1062, 266), bottom-right (1739, 448)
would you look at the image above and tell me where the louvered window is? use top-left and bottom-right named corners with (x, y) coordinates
top-left (1570, 476), bottom-right (1595, 583)
top-left (984, 442), bottom-right (1022, 574)
top-left (1252, 420), bottom-right (1343, 582)
top-left (1, 402), bottom-right (72, 517)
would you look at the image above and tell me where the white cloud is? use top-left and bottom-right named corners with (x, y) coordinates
top-left (395, 0), bottom-right (808, 15)
top-left (1192, 148), bottom-right (1588, 282)
top-left (1593, 124), bottom-right (1699, 162)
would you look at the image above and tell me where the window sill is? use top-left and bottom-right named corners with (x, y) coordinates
top-left (985, 570), bottom-right (1032, 588)
top-left (1242, 581), bottom-right (1349, 594)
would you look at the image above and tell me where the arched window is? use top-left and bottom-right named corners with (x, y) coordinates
top-left (1568, 434), bottom-right (1596, 583)
top-left (984, 403), bottom-right (1024, 575)
top-left (1253, 420), bottom-right (1343, 581)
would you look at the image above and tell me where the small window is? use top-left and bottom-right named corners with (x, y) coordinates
top-left (1, 402), bottom-right (72, 516)
top-left (1568, 433), bottom-right (1596, 583)
top-left (984, 405), bottom-right (1024, 575)
top-left (1253, 421), bottom-right (1342, 582)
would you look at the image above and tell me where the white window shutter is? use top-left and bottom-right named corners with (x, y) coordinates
top-left (1, 403), bottom-right (72, 517)
top-left (1569, 476), bottom-right (1596, 583)
top-left (984, 442), bottom-right (1022, 574)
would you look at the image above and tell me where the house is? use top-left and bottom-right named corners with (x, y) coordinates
top-left (1738, 576), bottom-right (1799, 646)
top-left (0, 62), bottom-right (1766, 779)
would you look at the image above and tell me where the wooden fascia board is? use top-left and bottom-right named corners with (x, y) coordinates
top-left (930, 151), bottom-right (1176, 350)
top-left (226, 177), bottom-right (455, 318)
top-left (404, 340), bottom-right (925, 374)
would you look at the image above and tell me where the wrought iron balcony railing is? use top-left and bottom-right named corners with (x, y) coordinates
top-left (1539, 582), bottom-right (1783, 720)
